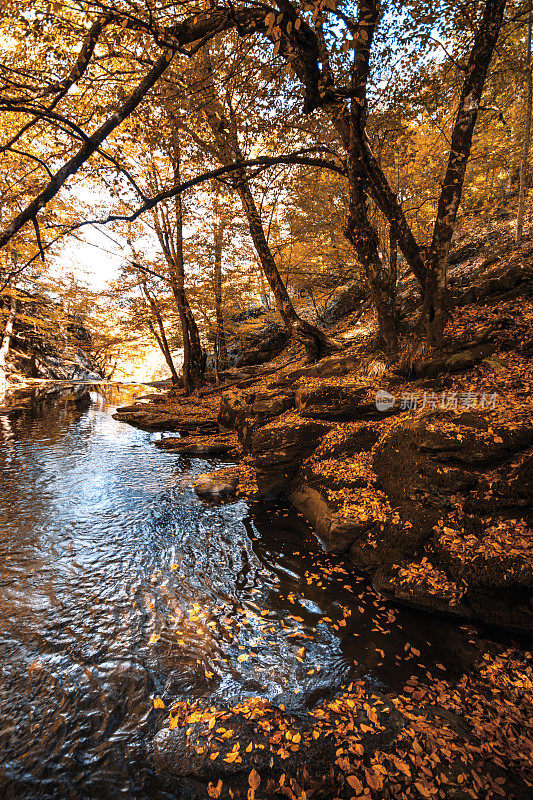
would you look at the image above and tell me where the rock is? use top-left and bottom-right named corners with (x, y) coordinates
top-left (113, 408), bottom-right (219, 433)
top-left (374, 560), bottom-right (468, 617)
top-left (444, 344), bottom-right (496, 371)
top-left (270, 364), bottom-right (319, 386)
top-left (152, 694), bottom-right (401, 786)
top-left (311, 421), bottom-right (379, 460)
top-left (448, 239), bottom-right (485, 266)
top-left (156, 434), bottom-right (238, 457)
top-left (315, 352), bottom-right (360, 377)
top-left (218, 386), bottom-right (296, 451)
top-left (455, 260), bottom-right (533, 306)
top-left (251, 387), bottom-right (295, 417)
top-left (71, 351), bottom-right (103, 380)
top-left (322, 280), bottom-right (366, 323)
top-left (193, 467), bottom-right (240, 500)
top-left (250, 414), bottom-right (332, 494)
top-left (114, 399), bottom-right (220, 434)
top-left (296, 381), bottom-right (390, 419)
top-left (368, 412), bottom-right (533, 631)
top-left (290, 484), bottom-right (376, 553)
top-left (234, 322), bottom-right (289, 367)
top-left (415, 419), bottom-right (533, 467)
top-left (217, 389), bottom-right (252, 433)
top-left (405, 343), bottom-right (496, 378)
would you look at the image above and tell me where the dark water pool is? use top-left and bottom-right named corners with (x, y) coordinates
top-left (0, 384), bottom-right (511, 799)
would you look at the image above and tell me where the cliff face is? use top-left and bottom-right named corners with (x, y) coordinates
top-left (0, 293), bottom-right (102, 383)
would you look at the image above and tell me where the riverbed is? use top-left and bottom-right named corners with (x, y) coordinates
top-left (0, 384), bottom-right (516, 799)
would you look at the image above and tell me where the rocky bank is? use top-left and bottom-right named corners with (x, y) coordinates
top-left (116, 243), bottom-right (533, 636)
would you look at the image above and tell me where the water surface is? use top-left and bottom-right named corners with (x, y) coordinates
top-left (0, 384), bottom-right (508, 799)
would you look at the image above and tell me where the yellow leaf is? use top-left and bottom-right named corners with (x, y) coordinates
top-left (153, 697), bottom-right (165, 709)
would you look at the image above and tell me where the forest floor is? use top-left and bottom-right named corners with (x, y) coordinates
top-left (115, 229), bottom-right (533, 799)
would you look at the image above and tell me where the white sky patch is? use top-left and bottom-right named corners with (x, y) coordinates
top-left (54, 225), bottom-right (125, 291)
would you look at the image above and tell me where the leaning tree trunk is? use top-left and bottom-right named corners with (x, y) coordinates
top-left (0, 294), bottom-right (16, 396)
top-left (171, 152), bottom-right (205, 394)
top-left (198, 50), bottom-right (341, 361)
top-left (517, 0), bottom-right (532, 243)
top-left (147, 318), bottom-right (180, 384)
top-left (237, 180), bottom-right (342, 360)
top-left (169, 270), bottom-right (205, 394)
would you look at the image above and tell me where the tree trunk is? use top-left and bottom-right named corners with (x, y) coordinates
top-left (343, 142), bottom-right (398, 354)
top-left (213, 209), bottom-right (229, 371)
top-left (237, 181), bottom-right (341, 360)
top-left (0, 294), bottom-right (16, 395)
top-left (517, 1), bottom-right (532, 243)
top-left (169, 264), bottom-right (205, 394)
top-left (152, 140), bottom-right (205, 394)
top-left (198, 50), bottom-right (342, 361)
top-left (423, 0), bottom-right (507, 345)
top-left (279, 0), bottom-right (504, 347)
top-left (389, 227), bottom-right (398, 315)
top-left (141, 282), bottom-right (180, 384)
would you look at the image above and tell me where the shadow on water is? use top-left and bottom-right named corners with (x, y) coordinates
top-left (0, 383), bottom-right (519, 799)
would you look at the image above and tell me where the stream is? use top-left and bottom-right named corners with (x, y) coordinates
top-left (0, 383), bottom-right (515, 799)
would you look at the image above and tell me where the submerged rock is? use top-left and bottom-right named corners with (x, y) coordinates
top-left (193, 467), bottom-right (240, 500)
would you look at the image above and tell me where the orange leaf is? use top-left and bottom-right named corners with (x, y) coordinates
top-left (346, 774), bottom-right (363, 793)
top-left (249, 768), bottom-right (261, 790)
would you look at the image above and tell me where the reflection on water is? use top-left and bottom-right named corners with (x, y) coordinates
top-left (0, 384), bottom-right (509, 799)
